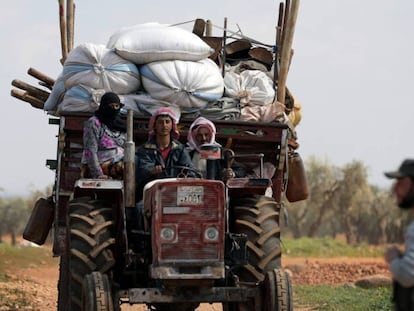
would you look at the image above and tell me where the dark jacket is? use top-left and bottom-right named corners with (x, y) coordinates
top-left (135, 138), bottom-right (195, 198)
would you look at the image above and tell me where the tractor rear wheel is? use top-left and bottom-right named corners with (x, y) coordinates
top-left (227, 195), bottom-right (283, 311)
top-left (82, 272), bottom-right (114, 311)
top-left (67, 197), bottom-right (116, 311)
top-left (232, 195), bottom-right (282, 282)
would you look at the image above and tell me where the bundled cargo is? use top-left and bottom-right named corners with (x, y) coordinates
top-left (107, 22), bottom-right (214, 64)
top-left (224, 69), bottom-right (275, 107)
top-left (140, 58), bottom-right (224, 109)
top-left (44, 42), bottom-right (141, 114)
top-left (57, 84), bottom-right (104, 113)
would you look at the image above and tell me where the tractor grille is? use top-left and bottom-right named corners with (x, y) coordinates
top-left (151, 180), bottom-right (225, 264)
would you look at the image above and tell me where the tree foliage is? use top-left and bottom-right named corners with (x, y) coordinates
top-left (285, 157), bottom-right (409, 244)
top-left (0, 186), bottom-right (52, 246)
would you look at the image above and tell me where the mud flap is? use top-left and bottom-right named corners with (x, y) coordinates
top-left (23, 196), bottom-right (54, 245)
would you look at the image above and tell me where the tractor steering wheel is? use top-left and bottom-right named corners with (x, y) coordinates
top-left (164, 165), bottom-right (203, 179)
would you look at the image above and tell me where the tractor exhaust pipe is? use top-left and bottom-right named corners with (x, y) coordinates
top-left (124, 109), bottom-right (135, 207)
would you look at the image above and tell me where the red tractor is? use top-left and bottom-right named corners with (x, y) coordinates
top-left (36, 111), bottom-right (294, 311)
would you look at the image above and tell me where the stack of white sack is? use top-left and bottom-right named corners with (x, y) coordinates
top-left (108, 23), bottom-right (224, 110)
top-left (44, 43), bottom-right (141, 115)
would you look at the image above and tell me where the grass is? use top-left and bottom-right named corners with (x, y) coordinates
top-left (294, 285), bottom-right (392, 310)
top-left (281, 236), bottom-right (386, 258)
top-left (283, 237), bottom-right (392, 310)
top-left (0, 243), bottom-right (56, 277)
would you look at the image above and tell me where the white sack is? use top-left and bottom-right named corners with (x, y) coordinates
top-left (140, 58), bottom-right (224, 109)
top-left (62, 42), bottom-right (141, 93)
top-left (224, 70), bottom-right (275, 106)
top-left (118, 93), bottom-right (179, 117)
top-left (107, 23), bottom-right (213, 64)
top-left (58, 85), bottom-right (105, 114)
top-left (43, 76), bottom-right (65, 113)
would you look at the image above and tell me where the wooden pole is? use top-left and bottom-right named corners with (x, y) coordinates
top-left (280, 0), bottom-right (291, 54)
top-left (27, 68), bottom-right (55, 88)
top-left (67, 0), bottom-right (75, 52)
top-left (277, 0), bottom-right (300, 105)
top-left (274, 2), bottom-right (285, 87)
top-left (276, 2), bottom-right (285, 48)
top-left (12, 79), bottom-right (50, 102)
top-left (221, 17), bottom-right (228, 77)
top-left (59, 0), bottom-right (68, 64)
top-left (11, 89), bottom-right (45, 110)
top-left (206, 20), bottom-right (213, 36)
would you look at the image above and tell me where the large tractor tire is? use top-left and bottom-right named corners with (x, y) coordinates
top-left (262, 268), bottom-right (292, 311)
top-left (225, 195), bottom-right (283, 311)
top-left (232, 195), bottom-right (282, 282)
top-left (82, 272), bottom-right (114, 311)
top-left (67, 197), bottom-right (116, 311)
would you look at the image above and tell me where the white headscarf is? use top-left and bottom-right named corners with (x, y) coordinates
top-left (187, 117), bottom-right (217, 152)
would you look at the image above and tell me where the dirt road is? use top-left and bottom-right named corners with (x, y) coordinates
top-left (2, 256), bottom-right (390, 311)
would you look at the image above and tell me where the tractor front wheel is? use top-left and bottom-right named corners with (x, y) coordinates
top-left (263, 268), bottom-right (292, 311)
top-left (82, 272), bottom-right (114, 311)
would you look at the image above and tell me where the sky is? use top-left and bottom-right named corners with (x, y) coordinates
top-left (1, 0), bottom-right (414, 196)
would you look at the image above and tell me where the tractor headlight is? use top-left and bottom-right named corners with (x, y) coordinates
top-left (160, 227), bottom-right (175, 242)
top-left (204, 226), bottom-right (219, 242)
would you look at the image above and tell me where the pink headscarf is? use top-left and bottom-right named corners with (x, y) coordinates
top-left (148, 107), bottom-right (180, 140)
top-left (187, 117), bottom-right (217, 152)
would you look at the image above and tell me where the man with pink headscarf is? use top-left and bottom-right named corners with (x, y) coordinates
top-left (135, 107), bottom-right (195, 199)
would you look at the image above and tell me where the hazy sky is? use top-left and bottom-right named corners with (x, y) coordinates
top-left (2, 0), bottom-right (413, 196)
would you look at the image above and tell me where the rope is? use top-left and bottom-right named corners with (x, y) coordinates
top-left (171, 19), bottom-right (275, 48)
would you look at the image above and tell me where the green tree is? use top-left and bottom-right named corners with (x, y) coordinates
top-left (0, 197), bottom-right (29, 245)
top-left (287, 156), bottom-right (341, 238)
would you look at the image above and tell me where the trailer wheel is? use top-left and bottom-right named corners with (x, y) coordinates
top-left (263, 269), bottom-right (292, 311)
top-left (67, 197), bottom-right (116, 311)
top-left (82, 272), bottom-right (114, 311)
top-left (232, 195), bottom-right (282, 283)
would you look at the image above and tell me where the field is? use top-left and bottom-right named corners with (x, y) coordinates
top-left (0, 238), bottom-right (393, 310)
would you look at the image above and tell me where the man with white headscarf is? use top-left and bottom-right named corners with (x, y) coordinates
top-left (187, 117), bottom-right (245, 180)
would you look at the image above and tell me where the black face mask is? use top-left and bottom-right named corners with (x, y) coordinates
top-left (398, 183), bottom-right (414, 209)
top-left (95, 104), bottom-right (124, 131)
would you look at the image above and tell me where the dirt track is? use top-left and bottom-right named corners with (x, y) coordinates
top-left (2, 255), bottom-right (391, 311)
